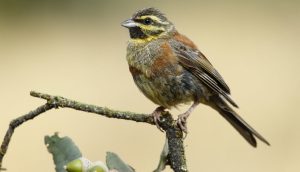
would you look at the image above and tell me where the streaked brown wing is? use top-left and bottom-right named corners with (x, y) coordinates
top-left (173, 43), bottom-right (238, 108)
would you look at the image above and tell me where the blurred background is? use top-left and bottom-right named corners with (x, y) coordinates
top-left (0, 0), bottom-right (299, 171)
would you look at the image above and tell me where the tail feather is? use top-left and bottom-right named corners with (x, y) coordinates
top-left (210, 96), bottom-right (270, 147)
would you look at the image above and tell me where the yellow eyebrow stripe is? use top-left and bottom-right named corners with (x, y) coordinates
top-left (138, 24), bottom-right (165, 32)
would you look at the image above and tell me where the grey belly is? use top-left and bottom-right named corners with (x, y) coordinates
top-left (133, 70), bottom-right (204, 108)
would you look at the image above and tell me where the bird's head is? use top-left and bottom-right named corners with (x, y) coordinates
top-left (121, 8), bottom-right (175, 43)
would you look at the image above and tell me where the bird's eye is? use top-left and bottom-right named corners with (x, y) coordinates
top-left (143, 18), bottom-right (153, 25)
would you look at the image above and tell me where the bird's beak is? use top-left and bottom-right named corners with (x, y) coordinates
top-left (121, 19), bottom-right (137, 28)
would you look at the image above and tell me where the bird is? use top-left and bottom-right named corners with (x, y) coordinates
top-left (121, 7), bottom-right (269, 147)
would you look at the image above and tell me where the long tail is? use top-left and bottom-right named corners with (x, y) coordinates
top-left (210, 95), bottom-right (270, 147)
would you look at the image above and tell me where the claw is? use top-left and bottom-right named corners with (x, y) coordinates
top-left (151, 106), bottom-right (165, 132)
top-left (176, 101), bottom-right (200, 135)
top-left (176, 112), bottom-right (189, 134)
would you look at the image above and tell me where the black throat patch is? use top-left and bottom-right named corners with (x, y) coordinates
top-left (129, 27), bottom-right (148, 39)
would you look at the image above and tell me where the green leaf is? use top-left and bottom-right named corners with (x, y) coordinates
top-left (45, 133), bottom-right (82, 172)
top-left (106, 152), bottom-right (135, 172)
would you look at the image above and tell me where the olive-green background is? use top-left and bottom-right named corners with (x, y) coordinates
top-left (0, 0), bottom-right (299, 171)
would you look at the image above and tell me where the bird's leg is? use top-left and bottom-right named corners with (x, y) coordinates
top-left (176, 102), bottom-right (200, 133)
top-left (151, 106), bottom-right (165, 132)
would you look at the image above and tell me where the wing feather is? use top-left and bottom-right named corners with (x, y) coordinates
top-left (173, 42), bottom-right (238, 108)
top-left (178, 48), bottom-right (231, 93)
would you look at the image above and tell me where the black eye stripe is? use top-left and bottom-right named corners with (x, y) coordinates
top-left (134, 18), bottom-right (159, 25)
top-left (133, 19), bottom-right (149, 24)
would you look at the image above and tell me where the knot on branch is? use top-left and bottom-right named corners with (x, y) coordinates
top-left (30, 91), bottom-right (61, 108)
top-left (158, 112), bottom-right (184, 137)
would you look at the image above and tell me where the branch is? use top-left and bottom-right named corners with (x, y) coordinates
top-left (158, 114), bottom-right (188, 172)
top-left (30, 91), bottom-right (155, 124)
top-left (0, 91), bottom-right (188, 172)
top-left (0, 103), bottom-right (54, 170)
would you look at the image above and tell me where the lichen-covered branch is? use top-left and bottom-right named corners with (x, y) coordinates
top-left (30, 91), bottom-right (155, 125)
top-left (158, 114), bottom-right (188, 172)
top-left (0, 91), bottom-right (188, 172)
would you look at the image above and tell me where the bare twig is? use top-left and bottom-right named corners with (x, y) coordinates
top-left (0, 103), bottom-right (54, 170)
top-left (0, 91), bottom-right (188, 172)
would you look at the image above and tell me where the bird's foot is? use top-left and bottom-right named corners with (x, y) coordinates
top-left (176, 112), bottom-right (191, 134)
top-left (176, 102), bottom-right (199, 135)
top-left (151, 106), bottom-right (165, 132)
